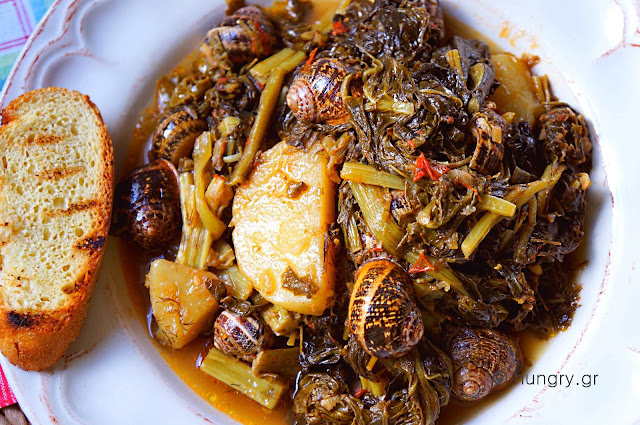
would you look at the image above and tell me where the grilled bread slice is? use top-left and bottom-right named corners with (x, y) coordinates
top-left (0, 88), bottom-right (113, 371)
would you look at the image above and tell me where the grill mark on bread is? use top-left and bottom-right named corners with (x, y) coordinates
top-left (23, 135), bottom-right (64, 145)
top-left (36, 166), bottom-right (83, 180)
top-left (77, 235), bottom-right (105, 251)
top-left (44, 200), bottom-right (97, 216)
top-left (8, 311), bottom-right (37, 328)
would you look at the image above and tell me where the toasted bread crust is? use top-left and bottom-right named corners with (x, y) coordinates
top-left (0, 87), bottom-right (113, 371)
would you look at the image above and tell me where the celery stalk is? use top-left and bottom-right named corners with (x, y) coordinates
top-left (477, 195), bottom-right (517, 217)
top-left (193, 132), bottom-right (226, 239)
top-left (360, 376), bottom-right (387, 397)
top-left (349, 181), bottom-right (404, 256)
top-left (250, 48), bottom-right (306, 86)
top-left (175, 173), bottom-right (214, 269)
top-left (216, 265), bottom-right (253, 300)
top-left (252, 347), bottom-right (301, 379)
top-left (230, 68), bottom-right (286, 185)
top-left (341, 162), bottom-right (406, 190)
top-left (200, 348), bottom-right (288, 409)
top-left (461, 179), bottom-right (549, 259)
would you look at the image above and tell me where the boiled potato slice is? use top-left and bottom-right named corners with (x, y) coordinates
top-left (490, 53), bottom-right (540, 125)
top-left (232, 141), bottom-right (336, 315)
top-left (146, 259), bottom-right (220, 349)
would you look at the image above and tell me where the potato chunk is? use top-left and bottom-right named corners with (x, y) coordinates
top-left (490, 53), bottom-right (540, 125)
top-left (146, 259), bottom-right (220, 349)
top-left (232, 141), bottom-right (336, 315)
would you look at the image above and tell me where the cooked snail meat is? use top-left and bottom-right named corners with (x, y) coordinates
top-left (152, 105), bottom-right (207, 166)
top-left (348, 259), bottom-right (424, 358)
top-left (112, 160), bottom-right (181, 251)
top-left (445, 326), bottom-right (521, 401)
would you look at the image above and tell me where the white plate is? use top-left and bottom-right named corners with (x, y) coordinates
top-left (1, 0), bottom-right (639, 424)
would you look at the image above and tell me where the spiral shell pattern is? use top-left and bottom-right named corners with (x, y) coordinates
top-left (214, 310), bottom-right (269, 362)
top-left (446, 327), bottom-right (520, 401)
top-left (348, 259), bottom-right (424, 358)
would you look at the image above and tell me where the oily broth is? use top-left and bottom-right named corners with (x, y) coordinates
top-left (120, 2), bottom-right (551, 424)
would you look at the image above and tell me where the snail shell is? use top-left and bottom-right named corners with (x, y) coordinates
top-left (469, 109), bottom-right (506, 175)
top-left (348, 259), bottom-right (424, 358)
top-left (206, 6), bottom-right (276, 65)
top-left (152, 105), bottom-right (207, 166)
top-left (214, 310), bottom-right (271, 362)
top-left (111, 160), bottom-right (181, 251)
top-left (286, 58), bottom-right (353, 124)
top-left (445, 327), bottom-right (521, 401)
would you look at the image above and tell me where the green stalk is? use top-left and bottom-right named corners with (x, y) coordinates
top-left (360, 377), bottom-right (387, 397)
top-left (341, 162), bottom-right (405, 190)
top-left (404, 250), bottom-right (469, 297)
top-left (445, 49), bottom-right (465, 81)
top-left (533, 75), bottom-right (552, 104)
top-left (200, 347), bottom-right (288, 409)
top-left (230, 68), bottom-right (286, 185)
top-left (365, 96), bottom-right (415, 115)
top-left (175, 173), bottom-right (214, 269)
top-left (250, 49), bottom-right (306, 86)
top-left (345, 214), bottom-right (363, 254)
top-left (349, 181), bottom-right (404, 256)
top-left (252, 347), bottom-right (301, 379)
top-left (461, 180), bottom-right (548, 259)
top-left (216, 265), bottom-right (253, 300)
top-left (193, 132), bottom-right (226, 239)
top-left (477, 195), bottom-right (517, 217)
top-left (261, 304), bottom-right (300, 336)
top-left (536, 161), bottom-right (567, 216)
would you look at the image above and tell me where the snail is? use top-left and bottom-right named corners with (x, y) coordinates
top-left (111, 160), bottom-right (181, 251)
top-left (348, 259), bottom-right (424, 358)
top-left (205, 6), bottom-right (276, 65)
top-left (152, 105), bottom-right (207, 166)
top-left (444, 326), bottom-right (521, 401)
top-left (214, 310), bottom-right (272, 362)
top-left (469, 108), bottom-right (507, 175)
top-left (286, 58), bottom-right (356, 124)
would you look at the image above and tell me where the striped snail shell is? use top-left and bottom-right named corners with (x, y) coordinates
top-left (286, 58), bottom-right (354, 124)
top-left (111, 160), bottom-right (181, 251)
top-left (205, 6), bottom-right (276, 65)
top-left (152, 105), bottom-right (207, 166)
top-left (348, 259), bottom-right (424, 358)
top-left (214, 310), bottom-right (271, 362)
top-left (445, 326), bottom-right (521, 401)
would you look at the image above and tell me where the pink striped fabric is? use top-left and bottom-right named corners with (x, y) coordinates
top-left (0, 365), bottom-right (17, 408)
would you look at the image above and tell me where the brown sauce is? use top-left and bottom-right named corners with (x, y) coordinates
top-left (118, 3), bottom-right (556, 425)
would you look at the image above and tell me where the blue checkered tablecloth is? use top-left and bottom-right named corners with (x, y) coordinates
top-left (0, 0), bottom-right (54, 90)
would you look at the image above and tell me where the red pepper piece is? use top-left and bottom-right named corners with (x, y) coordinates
top-left (459, 181), bottom-right (482, 202)
top-left (331, 21), bottom-right (348, 35)
top-left (354, 388), bottom-right (367, 399)
top-left (413, 153), bottom-right (450, 182)
top-left (305, 48), bottom-right (318, 70)
top-left (408, 253), bottom-right (436, 274)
